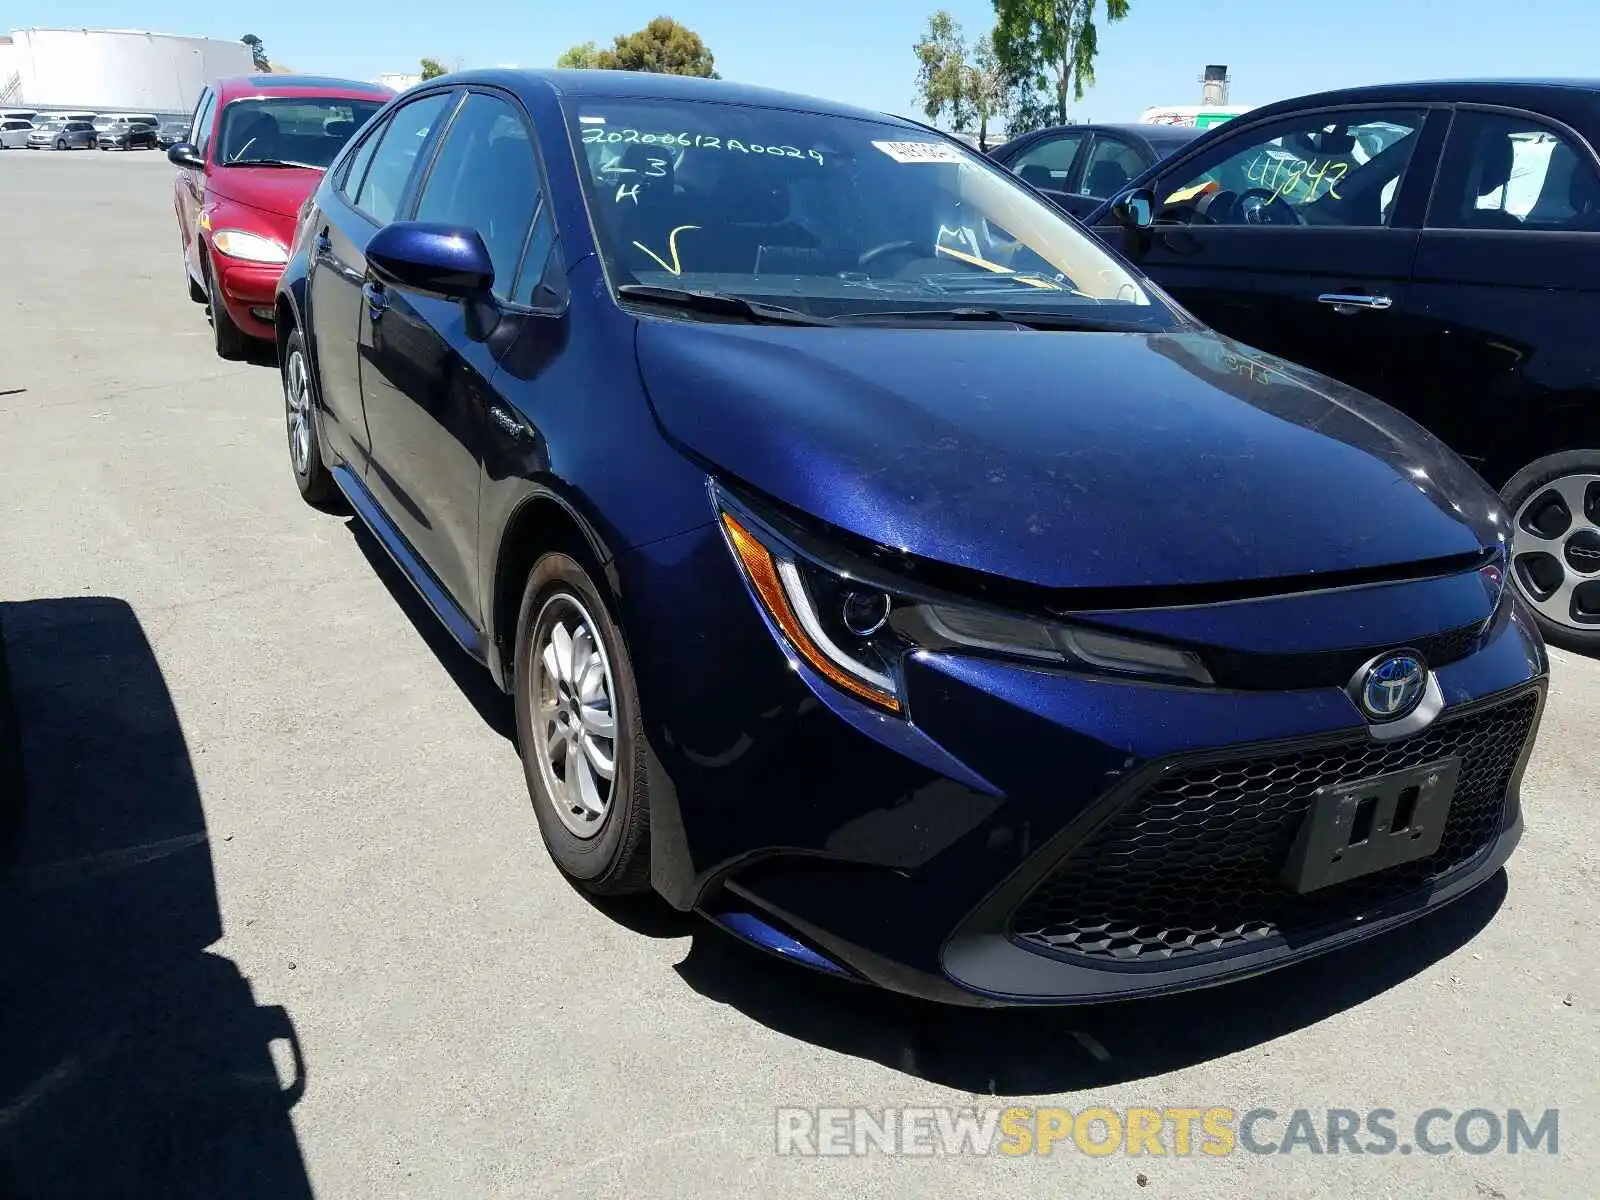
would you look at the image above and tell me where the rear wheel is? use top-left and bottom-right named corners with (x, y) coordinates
top-left (1503, 449), bottom-right (1600, 654)
top-left (282, 328), bottom-right (340, 508)
top-left (513, 553), bottom-right (652, 895)
top-left (205, 256), bottom-right (251, 360)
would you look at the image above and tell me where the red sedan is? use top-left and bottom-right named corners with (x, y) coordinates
top-left (171, 74), bottom-right (393, 358)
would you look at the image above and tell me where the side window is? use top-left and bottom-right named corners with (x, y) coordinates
top-left (1155, 109), bottom-right (1426, 228)
top-left (412, 93), bottom-right (538, 298)
top-left (1079, 135), bottom-right (1148, 199)
top-left (354, 92), bottom-right (453, 225)
top-left (191, 91), bottom-right (217, 154)
top-left (339, 117), bottom-right (389, 203)
top-left (1010, 132), bottom-right (1085, 192)
top-left (1429, 111), bottom-right (1600, 232)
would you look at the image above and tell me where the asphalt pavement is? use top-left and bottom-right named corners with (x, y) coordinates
top-left (0, 148), bottom-right (1595, 1199)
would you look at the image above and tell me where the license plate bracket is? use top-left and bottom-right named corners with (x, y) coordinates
top-left (1282, 757), bottom-right (1461, 894)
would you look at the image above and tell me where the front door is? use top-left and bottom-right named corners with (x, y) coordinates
top-left (359, 89), bottom-right (542, 616)
top-left (1100, 106), bottom-right (1445, 403)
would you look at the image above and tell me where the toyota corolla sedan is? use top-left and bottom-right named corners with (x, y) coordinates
top-left (275, 70), bottom-right (1547, 1006)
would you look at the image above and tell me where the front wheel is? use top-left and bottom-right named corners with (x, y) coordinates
top-left (513, 554), bottom-right (651, 895)
top-left (1503, 449), bottom-right (1600, 654)
top-left (54, 138), bottom-right (66, 151)
top-left (205, 258), bottom-right (251, 360)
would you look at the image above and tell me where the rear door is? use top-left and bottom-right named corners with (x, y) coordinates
top-left (305, 90), bottom-right (455, 469)
top-left (1099, 105), bottom-right (1445, 403)
top-left (1400, 105), bottom-right (1600, 469)
top-left (358, 88), bottom-right (545, 614)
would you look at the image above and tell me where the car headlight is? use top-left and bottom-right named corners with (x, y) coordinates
top-left (211, 229), bottom-right (289, 265)
top-left (716, 497), bottom-right (1213, 716)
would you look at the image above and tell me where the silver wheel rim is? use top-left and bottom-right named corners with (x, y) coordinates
top-left (530, 593), bottom-right (618, 839)
top-left (1510, 471), bottom-right (1600, 631)
top-left (285, 349), bottom-right (312, 475)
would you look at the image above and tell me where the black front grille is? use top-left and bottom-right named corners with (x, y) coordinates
top-left (1201, 619), bottom-right (1487, 690)
top-left (1010, 690), bottom-right (1539, 964)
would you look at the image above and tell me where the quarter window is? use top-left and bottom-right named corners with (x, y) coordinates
top-left (412, 93), bottom-right (538, 297)
top-left (1429, 111), bottom-right (1600, 232)
top-left (355, 92), bottom-right (453, 225)
top-left (1010, 131), bottom-right (1085, 192)
top-left (1155, 109), bottom-right (1426, 227)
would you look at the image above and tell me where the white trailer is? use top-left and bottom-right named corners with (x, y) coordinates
top-left (2, 28), bottom-right (254, 115)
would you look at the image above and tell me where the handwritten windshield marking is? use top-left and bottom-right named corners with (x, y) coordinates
top-left (633, 225), bottom-right (702, 276)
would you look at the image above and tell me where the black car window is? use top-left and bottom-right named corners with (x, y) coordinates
top-left (412, 93), bottom-right (538, 298)
top-left (1429, 111), bottom-right (1600, 232)
top-left (1155, 109), bottom-right (1426, 227)
top-left (355, 92), bottom-right (453, 225)
top-left (339, 115), bottom-right (389, 203)
top-left (1009, 131), bottom-right (1086, 192)
top-left (1078, 135), bottom-right (1148, 199)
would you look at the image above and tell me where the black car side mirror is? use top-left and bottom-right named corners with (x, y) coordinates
top-left (1108, 187), bottom-right (1156, 230)
top-left (367, 222), bottom-right (495, 300)
top-left (166, 142), bottom-right (204, 170)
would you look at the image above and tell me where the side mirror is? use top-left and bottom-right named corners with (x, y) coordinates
top-left (367, 222), bottom-right (495, 299)
top-left (166, 141), bottom-right (204, 170)
top-left (1108, 187), bottom-right (1156, 230)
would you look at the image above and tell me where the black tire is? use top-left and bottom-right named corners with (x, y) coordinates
top-left (1501, 448), bottom-right (1600, 655)
top-left (513, 553), bottom-right (652, 895)
top-left (281, 328), bottom-right (340, 508)
top-left (54, 138), bottom-right (66, 151)
top-left (205, 256), bottom-right (252, 360)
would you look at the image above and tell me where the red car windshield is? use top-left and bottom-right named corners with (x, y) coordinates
top-left (217, 96), bottom-right (384, 169)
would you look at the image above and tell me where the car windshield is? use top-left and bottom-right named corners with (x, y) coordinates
top-left (217, 96), bottom-right (384, 168)
top-left (564, 96), bottom-right (1178, 328)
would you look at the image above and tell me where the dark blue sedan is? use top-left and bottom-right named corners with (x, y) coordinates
top-left (274, 69), bottom-right (1547, 1006)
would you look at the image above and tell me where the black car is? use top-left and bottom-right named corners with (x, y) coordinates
top-left (990, 122), bottom-right (1205, 217)
top-left (97, 117), bottom-right (159, 150)
top-left (1090, 79), bottom-right (1600, 653)
top-left (156, 118), bottom-right (190, 149)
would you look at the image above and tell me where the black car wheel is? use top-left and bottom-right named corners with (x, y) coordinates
top-left (204, 256), bottom-right (251, 360)
top-left (513, 552), bottom-right (652, 895)
top-left (282, 328), bottom-right (340, 508)
top-left (1502, 449), bottom-right (1600, 654)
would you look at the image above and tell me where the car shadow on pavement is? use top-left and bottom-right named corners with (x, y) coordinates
top-left (343, 519), bottom-right (517, 741)
top-left (0, 597), bottom-right (312, 1198)
top-left (670, 873), bottom-right (1507, 1095)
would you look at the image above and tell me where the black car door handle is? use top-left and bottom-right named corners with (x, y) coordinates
top-left (1318, 293), bottom-right (1393, 314)
top-left (362, 281), bottom-right (389, 321)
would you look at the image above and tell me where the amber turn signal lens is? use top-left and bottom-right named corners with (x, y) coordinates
top-left (720, 513), bottom-right (901, 714)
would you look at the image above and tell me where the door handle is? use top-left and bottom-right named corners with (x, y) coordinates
top-left (1318, 292), bottom-right (1393, 314)
top-left (315, 229), bottom-right (330, 251)
top-left (362, 280), bottom-right (389, 322)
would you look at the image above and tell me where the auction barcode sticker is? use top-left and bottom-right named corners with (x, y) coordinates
top-left (872, 140), bottom-right (966, 164)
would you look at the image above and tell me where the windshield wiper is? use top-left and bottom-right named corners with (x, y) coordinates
top-left (831, 307), bottom-right (1139, 331)
top-left (223, 158), bottom-right (318, 169)
top-left (617, 284), bottom-right (832, 326)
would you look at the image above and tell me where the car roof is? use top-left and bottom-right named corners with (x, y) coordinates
top-left (1243, 78), bottom-right (1600, 121)
top-left (214, 75), bottom-right (396, 104)
top-left (441, 67), bottom-right (924, 130)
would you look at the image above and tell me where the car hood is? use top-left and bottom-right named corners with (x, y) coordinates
top-left (205, 167), bottom-right (321, 218)
top-left (635, 321), bottom-right (1505, 593)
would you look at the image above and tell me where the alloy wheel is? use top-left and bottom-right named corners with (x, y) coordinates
top-left (284, 348), bottom-right (312, 476)
top-left (1510, 472), bottom-right (1600, 631)
top-left (530, 594), bottom-right (618, 839)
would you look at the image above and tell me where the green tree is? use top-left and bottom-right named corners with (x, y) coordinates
top-left (598, 17), bottom-right (718, 77)
top-left (963, 31), bottom-right (1012, 148)
top-left (419, 57), bottom-right (447, 80)
top-left (240, 33), bottom-right (269, 71)
top-left (912, 11), bottom-right (972, 132)
top-left (993, 0), bottom-right (1129, 126)
top-left (556, 41), bottom-right (604, 69)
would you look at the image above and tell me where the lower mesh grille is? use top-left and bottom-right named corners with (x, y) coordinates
top-left (1010, 690), bottom-right (1539, 964)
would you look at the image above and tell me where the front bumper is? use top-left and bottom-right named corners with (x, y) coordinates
top-left (209, 254), bottom-right (282, 340)
top-left (619, 521), bottom-right (1547, 1006)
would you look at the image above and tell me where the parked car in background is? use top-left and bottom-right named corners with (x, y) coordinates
top-left (275, 69), bottom-right (1545, 1007)
top-left (1091, 79), bottom-right (1600, 652)
top-left (990, 122), bottom-right (1205, 217)
top-left (168, 74), bottom-right (393, 358)
top-left (27, 120), bottom-right (96, 150)
top-left (0, 119), bottom-right (33, 150)
top-left (98, 116), bottom-right (160, 150)
top-left (156, 118), bottom-right (190, 149)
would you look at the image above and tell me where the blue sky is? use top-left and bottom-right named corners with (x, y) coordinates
top-left (11, 0), bottom-right (1597, 124)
